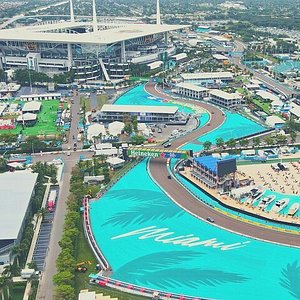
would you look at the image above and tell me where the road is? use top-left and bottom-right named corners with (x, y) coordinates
top-left (0, 1), bottom-right (68, 29)
top-left (35, 93), bottom-right (86, 300)
top-left (145, 82), bottom-right (300, 247)
top-left (231, 40), bottom-right (296, 98)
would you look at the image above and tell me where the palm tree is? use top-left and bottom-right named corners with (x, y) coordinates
top-left (252, 137), bottom-right (260, 147)
top-left (226, 138), bottom-right (236, 149)
top-left (239, 139), bottom-right (249, 148)
top-left (216, 138), bottom-right (225, 148)
top-left (203, 141), bottom-right (212, 151)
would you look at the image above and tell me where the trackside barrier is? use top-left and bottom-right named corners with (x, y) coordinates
top-left (82, 158), bottom-right (142, 271)
top-left (91, 274), bottom-right (211, 300)
top-left (82, 197), bottom-right (110, 271)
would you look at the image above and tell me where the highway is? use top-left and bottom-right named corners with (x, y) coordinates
top-left (145, 82), bottom-right (300, 247)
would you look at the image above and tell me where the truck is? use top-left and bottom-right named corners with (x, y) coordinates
top-left (77, 133), bottom-right (82, 142)
top-left (21, 269), bottom-right (35, 279)
top-left (47, 190), bottom-right (57, 212)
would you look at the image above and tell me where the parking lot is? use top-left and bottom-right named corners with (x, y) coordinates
top-left (32, 186), bottom-right (59, 271)
top-left (32, 211), bottom-right (54, 271)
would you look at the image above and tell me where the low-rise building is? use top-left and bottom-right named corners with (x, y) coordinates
top-left (209, 89), bottom-right (244, 109)
top-left (180, 71), bottom-right (234, 85)
top-left (170, 52), bottom-right (188, 62)
top-left (22, 101), bottom-right (41, 113)
top-left (290, 103), bottom-right (300, 120)
top-left (19, 93), bottom-right (61, 101)
top-left (0, 171), bottom-right (38, 264)
top-left (16, 113), bottom-right (37, 126)
top-left (265, 115), bottom-right (285, 128)
top-left (191, 155), bottom-right (237, 192)
top-left (97, 104), bottom-right (189, 124)
top-left (175, 82), bottom-right (208, 99)
top-left (147, 60), bottom-right (163, 71)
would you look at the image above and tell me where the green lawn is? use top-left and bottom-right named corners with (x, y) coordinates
top-left (252, 98), bottom-right (271, 114)
top-left (0, 100), bottom-right (61, 137)
top-left (80, 96), bottom-right (91, 111)
top-left (96, 94), bottom-right (108, 109)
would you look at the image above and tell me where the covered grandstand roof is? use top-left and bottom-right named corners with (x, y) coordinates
top-left (194, 155), bottom-right (236, 176)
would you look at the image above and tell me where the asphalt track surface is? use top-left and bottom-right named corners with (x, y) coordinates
top-left (145, 82), bottom-right (300, 247)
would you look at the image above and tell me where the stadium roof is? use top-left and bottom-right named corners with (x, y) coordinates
top-left (0, 171), bottom-right (38, 241)
top-left (101, 104), bottom-right (178, 114)
top-left (0, 21), bottom-right (187, 45)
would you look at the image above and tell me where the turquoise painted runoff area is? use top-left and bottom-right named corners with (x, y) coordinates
top-left (115, 84), bottom-right (194, 113)
top-left (90, 160), bottom-right (300, 300)
top-left (181, 111), bottom-right (266, 152)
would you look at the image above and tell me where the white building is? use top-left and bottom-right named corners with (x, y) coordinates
top-left (256, 90), bottom-right (280, 102)
top-left (170, 53), bottom-right (187, 62)
top-left (180, 72), bottom-right (234, 84)
top-left (19, 93), bottom-right (61, 101)
top-left (87, 123), bottom-right (106, 140)
top-left (290, 103), bottom-right (300, 120)
top-left (0, 171), bottom-right (38, 264)
top-left (209, 89), bottom-right (244, 109)
top-left (265, 115), bottom-right (285, 128)
top-left (22, 101), bottom-right (41, 113)
top-left (147, 61), bottom-right (163, 71)
top-left (176, 82), bottom-right (208, 99)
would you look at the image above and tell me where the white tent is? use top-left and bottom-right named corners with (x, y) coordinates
top-left (87, 123), bottom-right (106, 140)
top-left (108, 121), bottom-right (124, 136)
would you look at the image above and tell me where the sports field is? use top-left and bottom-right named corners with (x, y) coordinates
top-left (0, 100), bottom-right (61, 136)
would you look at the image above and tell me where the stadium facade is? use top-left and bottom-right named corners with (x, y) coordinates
top-left (0, 0), bottom-right (186, 82)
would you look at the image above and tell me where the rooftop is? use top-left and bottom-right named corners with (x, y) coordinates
top-left (209, 89), bottom-right (241, 100)
top-left (256, 90), bottom-right (280, 102)
top-left (181, 72), bottom-right (233, 81)
top-left (100, 104), bottom-right (178, 114)
top-left (0, 21), bottom-right (187, 45)
top-left (22, 101), bottom-right (41, 112)
top-left (0, 171), bottom-right (38, 241)
top-left (176, 82), bottom-right (208, 92)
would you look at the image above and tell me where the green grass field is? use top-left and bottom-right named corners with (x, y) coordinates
top-left (252, 98), bottom-right (271, 114)
top-left (0, 100), bottom-right (61, 136)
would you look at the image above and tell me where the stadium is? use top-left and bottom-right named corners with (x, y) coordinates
top-left (0, 0), bottom-right (186, 82)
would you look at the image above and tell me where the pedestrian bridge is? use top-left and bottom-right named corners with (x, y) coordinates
top-left (124, 146), bottom-right (193, 159)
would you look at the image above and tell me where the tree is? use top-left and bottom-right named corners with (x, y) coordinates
top-left (132, 116), bottom-right (138, 132)
top-left (275, 134), bottom-right (287, 145)
top-left (54, 284), bottom-right (75, 300)
top-left (226, 138), bottom-right (236, 148)
top-left (284, 119), bottom-right (300, 133)
top-left (123, 123), bottom-right (133, 135)
top-left (253, 137), bottom-right (260, 147)
top-left (53, 271), bottom-right (74, 286)
top-left (290, 131), bottom-right (297, 143)
top-left (131, 135), bottom-right (146, 145)
top-left (203, 141), bottom-right (212, 151)
top-left (0, 158), bottom-right (7, 173)
top-left (239, 139), bottom-right (249, 147)
top-left (0, 69), bottom-right (6, 82)
top-left (216, 137), bottom-right (224, 148)
top-left (0, 276), bottom-right (8, 300)
top-left (264, 136), bottom-right (274, 146)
